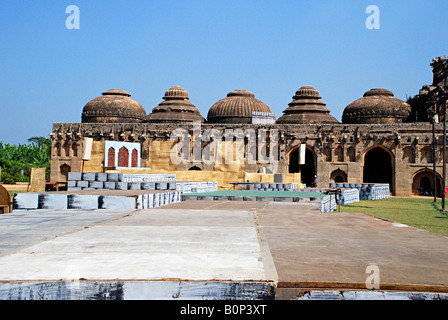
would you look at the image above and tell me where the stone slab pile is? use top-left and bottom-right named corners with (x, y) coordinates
top-left (67, 172), bottom-right (176, 192)
top-left (67, 172), bottom-right (218, 193)
top-left (339, 188), bottom-right (360, 205)
top-left (330, 183), bottom-right (390, 201)
top-left (12, 191), bottom-right (182, 211)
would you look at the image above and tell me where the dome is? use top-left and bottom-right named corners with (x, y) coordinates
top-left (81, 89), bottom-right (146, 123)
top-left (144, 86), bottom-right (205, 123)
top-left (276, 86), bottom-right (339, 124)
top-left (207, 90), bottom-right (272, 124)
top-left (342, 88), bottom-right (411, 124)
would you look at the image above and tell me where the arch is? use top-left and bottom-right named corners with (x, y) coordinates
top-left (60, 164), bottom-right (71, 182)
top-left (118, 147), bottom-right (129, 167)
top-left (412, 169), bottom-right (442, 197)
top-left (188, 166), bottom-right (202, 171)
top-left (54, 142), bottom-right (61, 157)
top-left (363, 145), bottom-right (394, 193)
top-left (131, 149), bottom-right (138, 167)
top-left (288, 145), bottom-right (316, 187)
top-left (72, 142), bottom-right (78, 157)
top-left (402, 146), bottom-right (415, 163)
top-left (330, 169), bottom-right (347, 183)
top-left (323, 146), bottom-right (332, 162)
top-left (107, 147), bottom-right (116, 167)
top-left (63, 142), bottom-right (70, 157)
top-left (420, 146), bottom-right (433, 164)
top-left (347, 146), bottom-right (356, 162)
top-left (335, 146), bottom-right (343, 162)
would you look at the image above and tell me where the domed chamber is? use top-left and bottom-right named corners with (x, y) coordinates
top-left (207, 90), bottom-right (272, 124)
top-left (276, 86), bottom-right (339, 124)
top-left (342, 88), bottom-right (411, 124)
top-left (144, 86), bottom-right (205, 123)
top-left (81, 89), bottom-right (147, 123)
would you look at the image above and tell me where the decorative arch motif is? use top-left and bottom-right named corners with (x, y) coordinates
top-left (323, 146), bottom-right (332, 162)
top-left (72, 142), bottom-right (79, 157)
top-left (60, 164), bottom-right (71, 182)
top-left (131, 149), bottom-right (138, 167)
top-left (402, 146), bottom-right (415, 163)
top-left (108, 147), bottom-right (116, 167)
top-left (54, 142), bottom-right (61, 157)
top-left (347, 146), bottom-right (356, 162)
top-left (105, 141), bottom-right (141, 168)
top-left (412, 168), bottom-right (442, 197)
top-left (420, 146), bottom-right (433, 164)
top-left (335, 146), bottom-right (343, 162)
top-left (330, 169), bottom-right (347, 183)
top-left (118, 147), bottom-right (129, 167)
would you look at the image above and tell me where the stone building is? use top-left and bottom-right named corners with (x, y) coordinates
top-left (50, 57), bottom-right (448, 197)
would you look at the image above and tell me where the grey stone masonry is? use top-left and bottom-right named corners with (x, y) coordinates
top-left (96, 173), bottom-right (108, 182)
top-left (13, 191), bottom-right (181, 211)
top-left (118, 173), bottom-right (176, 182)
top-left (66, 172), bottom-right (218, 193)
top-left (82, 173), bottom-right (96, 181)
top-left (68, 172), bottom-right (82, 181)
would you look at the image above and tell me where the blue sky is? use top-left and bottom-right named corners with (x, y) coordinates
top-left (1, 0), bottom-right (447, 145)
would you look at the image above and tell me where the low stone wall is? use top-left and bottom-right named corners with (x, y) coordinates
top-left (340, 188), bottom-right (360, 205)
top-left (67, 172), bottom-right (177, 191)
top-left (330, 183), bottom-right (390, 201)
top-left (12, 191), bottom-right (181, 211)
top-left (67, 172), bottom-right (217, 193)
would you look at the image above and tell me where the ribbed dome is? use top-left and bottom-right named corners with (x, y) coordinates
top-left (163, 85), bottom-right (189, 100)
top-left (342, 88), bottom-right (411, 124)
top-left (276, 86), bottom-right (339, 124)
top-left (207, 90), bottom-right (272, 124)
top-left (81, 89), bottom-right (146, 123)
top-left (144, 86), bottom-right (204, 123)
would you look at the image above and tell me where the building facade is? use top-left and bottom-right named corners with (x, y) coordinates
top-left (50, 57), bottom-right (448, 197)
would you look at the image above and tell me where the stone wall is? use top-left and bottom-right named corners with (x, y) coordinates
top-left (50, 122), bottom-right (448, 196)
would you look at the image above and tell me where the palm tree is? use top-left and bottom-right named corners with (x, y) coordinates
top-left (27, 136), bottom-right (51, 148)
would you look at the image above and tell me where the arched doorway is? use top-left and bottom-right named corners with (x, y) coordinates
top-left (363, 146), bottom-right (394, 193)
top-left (289, 146), bottom-right (316, 187)
top-left (331, 169), bottom-right (347, 183)
top-left (60, 164), bottom-right (71, 182)
top-left (412, 169), bottom-right (442, 197)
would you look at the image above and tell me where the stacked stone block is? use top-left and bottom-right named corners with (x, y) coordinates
top-left (12, 191), bottom-right (182, 211)
top-left (67, 172), bottom-right (177, 191)
top-left (233, 182), bottom-right (298, 191)
top-left (329, 183), bottom-right (390, 201)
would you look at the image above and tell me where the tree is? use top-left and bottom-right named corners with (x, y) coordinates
top-left (28, 136), bottom-right (51, 148)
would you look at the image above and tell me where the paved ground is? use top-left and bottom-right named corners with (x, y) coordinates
top-left (0, 200), bottom-right (448, 299)
top-left (160, 201), bottom-right (448, 299)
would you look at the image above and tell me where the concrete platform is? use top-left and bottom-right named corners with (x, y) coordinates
top-left (0, 200), bottom-right (448, 300)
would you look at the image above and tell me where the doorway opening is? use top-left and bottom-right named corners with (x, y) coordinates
top-left (289, 146), bottom-right (316, 187)
top-left (363, 146), bottom-right (394, 193)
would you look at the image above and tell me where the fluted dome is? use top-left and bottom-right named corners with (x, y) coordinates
top-left (144, 86), bottom-right (205, 123)
top-left (276, 86), bottom-right (339, 124)
top-left (207, 90), bottom-right (272, 124)
top-left (81, 89), bottom-right (146, 123)
top-left (342, 88), bottom-right (411, 124)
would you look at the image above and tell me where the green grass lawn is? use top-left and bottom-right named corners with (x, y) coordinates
top-left (341, 197), bottom-right (448, 237)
